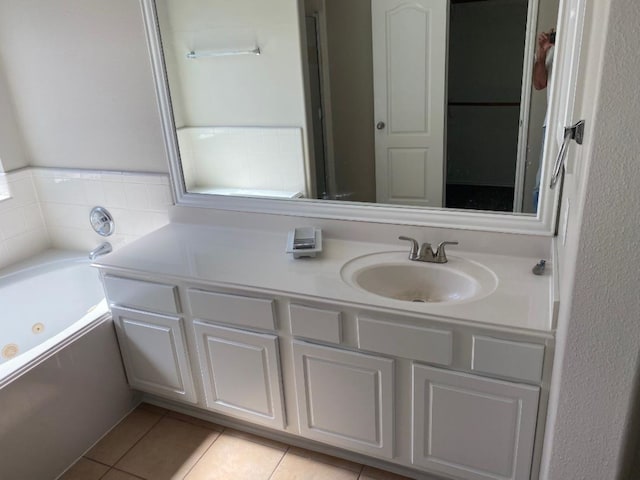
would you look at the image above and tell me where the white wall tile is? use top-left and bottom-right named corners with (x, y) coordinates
top-left (48, 227), bottom-right (101, 251)
top-left (36, 167), bottom-right (171, 252)
top-left (102, 181), bottom-right (128, 208)
top-left (22, 203), bottom-right (44, 231)
top-left (1, 208), bottom-right (28, 238)
top-left (145, 184), bottom-right (173, 211)
top-left (0, 170), bottom-right (49, 268)
top-left (123, 182), bottom-right (149, 210)
top-left (0, 167), bottom-right (172, 269)
top-left (0, 175), bottom-right (10, 199)
top-left (83, 180), bottom-right (106, 206)
top-left (4, 227), bottom-right (49, 261)
top-left (7, 177), bottom-right (38, 206)
top-left (0, 241), bottom-right (11, 267)
top-left (41, 203), bottom-right (88, 229)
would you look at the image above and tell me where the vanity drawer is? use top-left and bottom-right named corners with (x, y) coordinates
top-left (472, 336), bottom-right (545, 383)
top-left (187, 289), bottom-right (276, 331)
top-left (357, 317), bottom-right (452, 366)
top-left (104, 275), bottom-right (180, 314)
top-left (289, 304), bottom-right (342, 344)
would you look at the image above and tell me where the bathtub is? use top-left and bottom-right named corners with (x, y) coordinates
top-left (0, 250), bottom-right (137, 479)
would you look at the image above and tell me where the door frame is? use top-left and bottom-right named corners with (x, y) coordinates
top-left (305, 5), bottom-right (337, 199)
top-left (513, 0), bottom-right (541, 213)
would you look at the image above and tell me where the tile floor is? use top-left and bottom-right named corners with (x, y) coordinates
top-left (61, 404), bottom-right (413, 480)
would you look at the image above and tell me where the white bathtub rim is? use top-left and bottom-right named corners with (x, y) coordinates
top-left (0, 249), bottom-right (109, 389)
top-left (0, 304), bottom-right (110, 390)
top-left (0, 249), bottom-right (90, 282)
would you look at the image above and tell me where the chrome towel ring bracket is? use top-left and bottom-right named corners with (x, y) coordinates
top-left (550, 120), bottom-right (585, 188)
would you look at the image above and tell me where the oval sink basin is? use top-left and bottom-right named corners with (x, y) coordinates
top-left (340, 252), bottom-right (498, 305)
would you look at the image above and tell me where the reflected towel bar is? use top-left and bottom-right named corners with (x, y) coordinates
top-left (186, 47), bottom-right (261, 59)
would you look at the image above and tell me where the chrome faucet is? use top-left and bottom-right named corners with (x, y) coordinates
top-left (398, 236), bottom-right (458, 263)
top-left (89, 241), bottom-right (112, 260)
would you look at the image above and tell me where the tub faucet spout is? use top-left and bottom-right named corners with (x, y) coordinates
top-left (89, 242), bottom-right (112, 260)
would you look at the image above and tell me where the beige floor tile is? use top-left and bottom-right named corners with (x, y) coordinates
top-left (184, 430), bottom-right (286, 480)
top-left (359, 465), bottom-right (414, 480)
top-left (288, 447), bottom-right (362, 473)
top-left (166, 410), bottom-right (224, 432)
top-left (271, 452), bottom-right (360, 480)
top-left (223, 427), bottom-right (289, 451)
top-left (60, 458), bottom-right (109, 480)
top-left (85, 408), bottom-right (162, 465)
top-left (115, 416), bottom-right (220, 480)
top-left (102, 469), bottom-right (144, 480)
top-left (137, 402), bottom-right (169, 416)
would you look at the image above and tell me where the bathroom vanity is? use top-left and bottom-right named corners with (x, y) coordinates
top-left (93, 222), bottom-right (556, 480)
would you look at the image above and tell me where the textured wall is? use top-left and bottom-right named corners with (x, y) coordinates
top-left (541, 1), bottom-right (640, 478)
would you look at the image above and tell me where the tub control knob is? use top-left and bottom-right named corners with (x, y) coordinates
top-left (90, 206), bottom-right (115, 237)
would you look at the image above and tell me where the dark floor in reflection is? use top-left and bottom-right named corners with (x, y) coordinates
top-left (446, 184), bottom-right (514, 212)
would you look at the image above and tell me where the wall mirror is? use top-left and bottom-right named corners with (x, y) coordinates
top-left (142, 0), bottom-right (570, 234)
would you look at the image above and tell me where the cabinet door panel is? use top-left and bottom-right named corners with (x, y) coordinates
top-left (112, 307), bottom-right (196, 403)
top-left (293, 341), bottom-right (394, 458)
top-left (413, 364), bottom-right (539, 480)
top-left (193, 321), bottom-right (285, 429)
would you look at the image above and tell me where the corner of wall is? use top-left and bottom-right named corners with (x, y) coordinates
top-left (0, 169), bottom-right (50, 268)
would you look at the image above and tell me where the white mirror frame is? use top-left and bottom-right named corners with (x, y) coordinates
top-left (140, 0), bottom-right (575, 236)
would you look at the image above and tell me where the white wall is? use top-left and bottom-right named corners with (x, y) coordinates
top-left (158, 0), bottom-right (307, 129)
top-left (0, 65), bottom-right (29, 172)
top-left (541, 0), bottom-right (640, 478)
top-left (0, 0), bottom-right (167, 173)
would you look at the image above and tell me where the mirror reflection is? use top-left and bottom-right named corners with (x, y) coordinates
top-left (156, 0), bottom-right (558, 214)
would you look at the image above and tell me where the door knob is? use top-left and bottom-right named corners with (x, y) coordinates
top-left (376, 121), bottom-right (386, 130)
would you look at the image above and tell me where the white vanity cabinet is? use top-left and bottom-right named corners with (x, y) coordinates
top-left (110, 307), bottom-right (197, 404)
top-left (412, 364), bottom-right (540, 480)
top-left (103, 275), bottom-right (198, 404)
top-left (192, 321), bottom-right (286, 429)
top-left (292, 341), bottom-right (395, 459)
top-left (98, 267), bottom-right (550, 480)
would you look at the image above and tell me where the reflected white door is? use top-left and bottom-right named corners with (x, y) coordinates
top-left (372, 0), bottom-right (448, 207)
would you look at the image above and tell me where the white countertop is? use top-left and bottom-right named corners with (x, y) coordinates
top-left (93, 223), bottom-right (556, 334)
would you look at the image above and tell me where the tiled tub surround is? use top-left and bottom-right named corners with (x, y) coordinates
top-left (0, 168), bottom-right (172, 269)
top-left (0, 169), bottom-right (49, 267)
top-left (33, 168), bottom-right (172, 251)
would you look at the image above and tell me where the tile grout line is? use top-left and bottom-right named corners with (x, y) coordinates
top-left (267, 445), bottom-right (290, 480)
top-left (179, 426), bottom-right (227, 479)
top-left (102, 466), bottom-right (148, 480)
top-left (356, 464), bottom-right (365, 479)
top-left (92, 406), bottom-right (167, 475)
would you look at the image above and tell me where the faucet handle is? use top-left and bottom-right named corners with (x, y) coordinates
top-left (434, 241), bottom-right (459, 263)
top-left (398, 236), bottom-right (419, 259)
